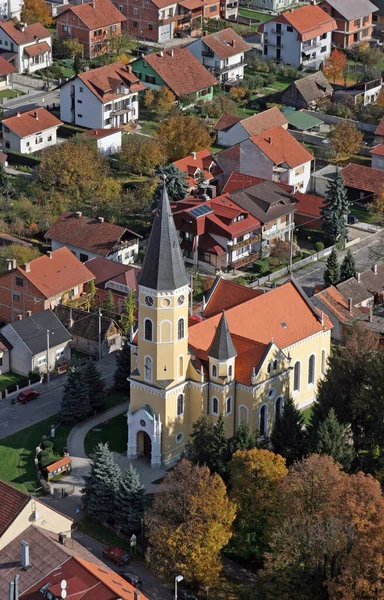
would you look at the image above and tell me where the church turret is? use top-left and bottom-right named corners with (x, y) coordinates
top-left (208, 311), bottom-right (237, 382)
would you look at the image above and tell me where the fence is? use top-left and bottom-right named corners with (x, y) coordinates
top-left (289, 129), bottom-right (329, 147)
top-left (2, 374), bottom-right (43, 400)
top-left (303, 110), bottom-right (377, 134)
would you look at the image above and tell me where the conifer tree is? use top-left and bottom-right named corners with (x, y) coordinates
top-left (311, 408), bottom-right (354, 470)
top-left (231, 421), bottom-right (257, 454)
top-left (156, 164), bottom-right (189, 202)
top-left (73, 54), bottom-right (82, 76)
top-left (210, 414), bottom-right (230, 477)
top-left (60, 365), bottom-right (90, 424)
top-left (84, 360), bottom-right (106, 412)
top-left (321, 169), bottom-right (349, 244)
top-left (270, 397), bottom-right (308, 465)
top-left (114, 340), bottom-right (131, 392)
top-left (83, 442), bottom-right (121, 523)
top-left (340, 249), bottom-right (356, 282)
top-left (185, 415), bottom-right (215, 467)
top-left (119, 291), bottom-right (136, 337)
top-left (102, 290), bottom-right (115, 318)
top-left (115, 465), bottom-right (145, 533)
top-left (324, 248), bottom-right (340, 287)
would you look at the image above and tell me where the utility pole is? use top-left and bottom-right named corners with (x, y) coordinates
top-left (46, 329), bottom-right (50, 384)
top-left (98, 309), bottom-right (102, 360)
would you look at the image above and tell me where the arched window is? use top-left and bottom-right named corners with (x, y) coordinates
top-left (177, 394), bottom-right (184, 416)
top-left (178, 318), bottom-right (185, 340)
top-left (178, 356), bottom-right (183, 378)
top-left (273, 359), bottom-right (278, 371)
top-left (260, 405), bottom-right (267, 436)
top-left (321, 349), bottom-right (326, 374)
top-left (226, 397), bottom-right (232, 415)
top-left (308, 354), bottom-right (315, 385)
top-left (294, 361), bottom-right (301, 392)
top-left (267, 362), bottom-right (271, 374)
top-left (144, 319), bottom-right (152, 341)
top-left (144, 356), bottom-right (152, 381)
top-left (275, 397), bottom-right (283, 421)
top-left (212, 364), bottom-right (217, 378)
top-left (238, 404), bottom-right (249, 424)
top-left (160, 320), bottom-right (171, 342)
top-left (212, 397), bottom-right (219, 415)
top-left (228, 364), bottom-right (233, 378)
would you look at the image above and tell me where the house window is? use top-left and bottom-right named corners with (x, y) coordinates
top-left (5, 142), bottom-right (10, 149)
top-left (56, 348), bottom-right (64, 359)
top-left (287, 25), bottom-right (293, 32)
top-left (94, 28), bottom-right (102, 36)
top-left (308, 354), bottom-right (315, 385)
top-left (275, 397), bottom-right (283, 421)
top-left (295, 165), bottom-right (304, 176)
top-left (259, 405), bottom-right (267, 436)
top-left (145, 74), bottom-right (156, 84)
top-left (212, 364), bottom-right (217, 378)
top-left (228, 364), bottom-right (232, 378)
top-left (354, 18), bottom-right (360, 27)
top-left (273, 359), bottom-right (278, 371)
top-left (79, 86), bottom-right (84, 92)
top-left (177, 318), bottom-right (184, 340)
top-left (267, 361), bottom-right (271, 374)
top-left (119, 4), bottom-right (123, 11)
top-left (79, 253), bottom-right (88, 262)
top-left (133, 7), bottom-right (139, 14)
top-left (226, 397), bottom-right (232, 415)
top-left (144, 319), bottom-right (153, 341)
top-left (144, 356), bottom-right (152, 381)
top-left (77, 99), bottom-right (82, 103)
top-left (13, 293), bottom-right (20, 301)
top-left (212, 397), bottom-right (219, 415)
top-left (77, 114), bottom-right (83, 118)
top-left (16, 277), bottom-right (24, 287)
top-left (321, 46), bottom-right (327, 53)
top-left (293, 361), bottom-right (301, 392)
top-left (148, 23), bottom-right (153, 30)
top-left (209, 4), bottom-right (216, 12)
top-left (133, 20), bottom-right (138, 27)
top-left (47, 135), bottom-right (52, 142)
top-left (321, 349), bottom-right (326, 374)
top-left (35, 136), bottom-right (43, 144)
top-left (177, 393), bottom-right (184, 416)
top-left (38, 356), bottom-right (47, 366)
top-left (178, 356), bottom-right (183, 378)
top-left (111, 24), bottom-right (116, 31)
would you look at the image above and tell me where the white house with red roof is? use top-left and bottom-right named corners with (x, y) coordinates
top-left (371, 144), bottom-right (384, 170)
top-left (0, 55), bottom-right (16, 89)
top-left (214, 106), bottom-right (288, 147)
top-left (60, 61), bottom-right (145, 129)
top-left (172, 149), bottom-right (223, 193)
top-left (82, 127), bottom-right (122, 155)
top-left (0, 21), bottom-right (52, 74)
top-left (2, 108), bottom-right (62, 153)
top-left (261, 3), bottom-right (337, 68)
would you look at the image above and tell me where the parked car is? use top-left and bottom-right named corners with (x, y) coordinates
top-left (17, 389), bottom-right (40, 404)
top-left (121, 571), bottom-right (143, 590)
top-left (348, 214), bottom-right (359, 224)
top-left (177, 588), bottom-right (198, 600)
top-left (102, 547), bottom-right (130, 566)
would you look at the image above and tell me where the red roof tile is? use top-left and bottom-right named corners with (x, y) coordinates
top-left (214, 112), bottom-right (242, 132)
top-left (314, 285), bottom-right (361, 323)
top-left (0, 480), bottom-right (29, 538)
top-left (239, 107), bottom-right (288, 136)
top-left (0, 21), bottom-right (51, 45)
top-left (172, 148), bottom-right (223, 187)
top-left (24, 41), bottom-right (50, 57)
top-left (142, 47), bottom-right (217, 97)
top-left (203, 277), bottom-right (263, 318)
top-left (0, 55), bottom-right (17, 76)
top-left (77, 61), bottom-right (145, 103)
top-left (2, 108), bottom-right (61, 137)
top-left (83, 128), bottom-right (121, 140)
top-left (58, 0), bottom-right (126, 29)
top-left (45, 457), bottom-right (72, 473)
top-left (198, 27), bottom-right (251, 59)
top-left (375, 116), bottom-right (384, 136)
top-left (371, 144), bottom-right (384, 156)
top-left (342, 163), bottom-right (384, 193)
top-left (197, 232), bottom-right (226, 255)
top-left (250, 126), bottom-right (313, 168)
top-left (85, 256), bottom-right (139, 291)
top-left (292, 191), bottom-right (324, 218)
top-left (222, 171), bottom-right (265, 193)
top-left (273, 4), bottom-right (337, 41)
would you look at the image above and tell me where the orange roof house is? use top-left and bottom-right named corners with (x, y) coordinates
top-left (172, 149), bottom-right (223, 191)
top-left (215, 107), bottom-right (288, 147)
top-left (1, 108), bottom-right (62, 153)
top-left (77, 61), bottom-right (145, 103)
top-left (0, 22), bottom-right (52, 74)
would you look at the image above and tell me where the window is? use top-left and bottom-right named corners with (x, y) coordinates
top-left (79, 86), bottom-right (84, 92)
top-left (267, 361), bottom-right (271, 374)
top-left (148, 23), bottom-right (153, 30)
top-left (5, 141), bottom-right (9, 149)
top-left (4, 40), bottom-right (8, 46)
top-left (13, 293), bottom-right (20, 301)
top-left (273, 359), bottom-right (278, 371)
top-left (47, 135), bottom-right (52, 142)
top-left (77, 99), bottom-right (82, 103)
top-left (145, 74), bottom-right (156, 84)
top-left (177, 394), bottom-right (184, 416)
top-left (178, 318), bottom-right (184, 340)
top-left (111, 24), bottom-right (116, 31)
top-left (119, 3), bottom-right (123, 10)
top-left (275, 397), bottom-right (283, 421)
top-left (354, 18), bottom-right (360, 27)
top-left (176, 432), bottom-right (184, 443)
top-left (16, 277), bottom-right (23, 287)
top-left (209, 4), bottom-right (216, 12)
top-left (293, 361), bottom-right (301, 392)
top-left (144, 319), bottom-right (153, 341)
top-left (56, 348), bottom-right (64, 359)
top-left (79, 253), bottom-right (88, 262)
top-left (264, 45), bottom-right (268, 56)
top-left (77, 114), bottom-right (83, 118)
top-left (287, 25), bottom-right (293, 32)
top-left (94, 28), bottom-right (102, 36)
top-left (228, 364), bottom-right (232, 378)
top-left (133, 20), bottom-right (138, 27)
top-left (321, 32), bottom-right (327, 40)
top-left (295, 165), bottom-right (304, 176)
top-left (38, 356), bottom-right (47, 366)
top-left (133, 7), bottom-right (138, 14)
top-left (276, 23), bottom-right (281, 33)
top-left (268, 388), bottom-right (275, 399)
top-left (35, 136), bottom-right (43, 144)
top-left (178, 356), bottom-right (183, 378)
top-left (321, 349), bottom-right (326, 374)
top-left (308, 354), bottom-right (315, 385)
top-left (259, 405), bottom-right (267, 436)
top-left (226, 397), bottom-right (232, 415)
top-left (212, 397), bottom-right (219, 415)
top-left (321, 46), bottom-right (327, 53)
top-left (212, 364), bottom-right (217, 378)
top-left (144, 356), bottom-right (152, 381)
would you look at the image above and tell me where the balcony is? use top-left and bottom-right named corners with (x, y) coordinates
top-left (214, 59), bottom-right (247, 75)
top-left (111, 104), bottom-right (135, 116)
top-left (262, 223), bottom-right (294, 241)
top-left (264, 38), bottom-right (283, 48)
top-left (228, 233), bottom-right (260, 251)
top-left (230, 250), bottom-right (260, 269)
top-left (302, 40), bottom-right (321, 53)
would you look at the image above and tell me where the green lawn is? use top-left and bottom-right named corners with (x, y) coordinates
top-left (349, 202), bottom-right (378, 224)
top-left (84, 412), bottom-right (127, 457)
top-left (0, 372), bottom-right (26, 392)
top-left (0, 89), bottom-right (24, 100)
top-left (268, 74), bottom-right (295, 92)
top-left (239, 7), bottom-right (273, 21)
top-left (138, 119), bottom-right (159, 136)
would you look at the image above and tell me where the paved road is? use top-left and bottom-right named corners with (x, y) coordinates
top-left (0, 353), bottom-right (117, 439)
top-left (3, 89), bottom-right (60, 116)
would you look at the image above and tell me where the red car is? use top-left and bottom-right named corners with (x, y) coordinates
top-left (17, 389), bottom-right (40, 404)
top-left (102, 547), bottom-right (130, 566)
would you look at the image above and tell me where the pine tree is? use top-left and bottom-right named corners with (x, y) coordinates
top-left (210, 414), bottom-right (230, 477)
top-left (156, 164), bottom-right (189, 202)
top-left (84, 360), bottom-right (106, 412)
top-left (230, 421), bottom-right (257, 454)
top-left (185, 415), bottom-right (215, 467)
top-left (73, 54), bottom-right (82, 76)
top-left (114, 465), bottom-right (145, 533)
top-left (270, 397), bottom-right (308, 465)
top-left (102, 290), bottom-right (115, 318)
top-left (312, 408), bottom-right (354, 470)
top-left (60, 365), bottom-right (90, 424)
top-left (119, 291), bottom-right (136, 337)
top-left (321, 169), bottom-right (349, 244)
top-left (82, 442), bottom-right (121, 523)
top-left (340, 249), bottom-right (356, 282)
top-left (324, 248), bottom-right (340, 287)
top-left (114, 340), bottom-right (131, 392)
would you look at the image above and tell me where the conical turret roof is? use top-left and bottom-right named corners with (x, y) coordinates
top-left (208, 311), bottom-right (237, 361)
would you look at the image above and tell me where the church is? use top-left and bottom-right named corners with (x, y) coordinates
top-left (127, 180), bottom-right (333, 467)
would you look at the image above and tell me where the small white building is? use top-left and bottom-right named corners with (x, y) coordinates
top-left (2, 108), bottom-right (62, 153)
top-left (214, 106), bottom-right (288, 147)
top-left (187, 27), bottom-right (251, 83)
top-left (0, 21), bottom-right (52, 74)
top-left (82, 128), bottom-right (122, 155)
top-left (261, 4), bottom-right (336, 69)
top-left (60, 61), bottom-right (145, 130)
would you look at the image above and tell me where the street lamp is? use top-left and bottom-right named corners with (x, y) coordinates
top-left (174, 575), bottom-right (183, 600)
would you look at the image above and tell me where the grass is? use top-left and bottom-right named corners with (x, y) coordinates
top-left (53, 423), bottom-right (72, 455)
top-left (210, 144), bottom-right (224, 155)
top-left (349, 202), bottom-right (378, 224)
top-left (233, 104), bottom-right (256, 117)
top-left (84, 412), bottom-right (127, 457)
top-left (0, 89), bottom-right (24, 100)
top-left (0, 372), bottom-right (26, 392)
top-left (301, 406), bottom-right (313, 426)
top-left (268, 74), bottom-right (295, 92)
top-left (239, 7), bottom-right (273, 21)
top-left (138, 119), bottom-right (159, 136)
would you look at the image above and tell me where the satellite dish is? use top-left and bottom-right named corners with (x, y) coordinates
top-left (61, 580), bottom-right (67, 590)
top-left (61, 591), bottom-right (67, 599)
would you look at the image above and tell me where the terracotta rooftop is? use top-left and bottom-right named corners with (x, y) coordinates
top-left (0, 21), bottom-right (51, 45)
top-left (359, 263), bottom-right (384, 293)
top-left (45, 456), bottom-right (72, 473)
top-left (0, 55), bottom-right (16, 76)
top-left (142, 47), bottom-right (217, 97)
top-left (249, 125), bottom-right (314, 168)
top-left (272, 4), bottom-right (337, 41)
top-left (83, 127), bottom-right (121, 140)
top-left (222, 171), bottom-right (265, 193)
top-left (172, 148), bottom-right (223, 188)
top-left (0, 480), bottom-right (29, 539)
top-left (239, 107), bottom-right (288, 136)
top-left (198, 27), bottom-right (251, 59)
top-left (24, 41), bottom-right (50, 57)
top-left (371, 144), bottom-right (384, 156)
top-left (44, 212), bottom-right (140, 258)
top-left (203, 276), bottom-right (263, 318)
top-left (77, 61), bottom-right (145, 103)
top-left (2, 108), bottom-right (62, 137)
top-left (85, 256), bottom-right (139, 291)
top-left (58, 0), bottom-right (126, 29)
top-left (375, 116), bottom-right (384, 136)
top-left (342, 163), bottom-right (384, 193)
top-left (214, 112), bottom-right (242, 132)
top-left (337, 277), bottom-right (373, 305)
top-left (314, 285), bottom-right (361, 324)
top-left (292, 191), bottom-right (324, 217)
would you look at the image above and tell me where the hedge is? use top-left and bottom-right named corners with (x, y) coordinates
top-left (58, 124), bottom-right (88, 138)
top-left (5, 150), bottom-right (41, 167)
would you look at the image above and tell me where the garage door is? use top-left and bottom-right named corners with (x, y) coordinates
top-left (159, 23), bottom-right (171, 42)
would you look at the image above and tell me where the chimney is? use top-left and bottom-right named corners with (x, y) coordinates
top-left (17, 314), bottom-right (23, 320)
top-left (98, 216), bottom-right (105, 223)
top-left (16, 112), bottom-right (20, 117)
top-left (14, 575), bottom-right (19, 600)
top-left (321, 311), bottom-right (324, 327)
top-left (27, 310), bottom-right (32, 317)
top-left (20, 541), bottom-right (30, 569)
top-left (46, 251), bottom-right (52, 259)
top-left (134, 591), bottom-right (141, 600)
top-left (126, 64), bottom-right (132, 73)
top-left (232, 39), bottom-right (236, 47)
top-left (6, 258), bottom-right (14, 271)
top-left (159, 51), bottom-right (163, 57)
top-left (192, 151), bottom-right (197, 160)
top-left (76, 211), bottom-right (82, 218)
top-left (24, 262), bottom-right (30, 273)
top-left (356, 272), bottom-right (361, 282)
top-left (348, 297), bottom-right (353, 314)
top-left (34, 111), bottom-right (38, 120)
top-left (369, 308), bottom-right (373, 323)
top-left (373, 264), bottom-right (378, 274)
top-left (170, 49), bottom-right (174, 57)
top-left (203, 30), bottom-right (208, 36)
top-left (83, 66), bottom-right (90, 72)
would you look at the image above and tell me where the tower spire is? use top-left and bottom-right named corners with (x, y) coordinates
top-left (208, 311), bottom-right (237, 361)
top-left (139, 177), bottom-right (189, 291)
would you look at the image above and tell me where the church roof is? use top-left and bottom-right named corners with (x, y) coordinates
top-left (138, 180), bottom-right (189, 291)
top-left (207, 311), bottom-right (237, 360)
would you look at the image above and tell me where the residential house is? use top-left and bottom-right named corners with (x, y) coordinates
top-left (221, 170), bottom-right (265, 193)
top-left (85, 256), bottom-right (139, 313)
top-left (260, 4), bottom-right (337, 69)
top-left (1, 310), bottom-right (71, 376)
top-left (82, 127), bottom-right (122, 155)
top-left (56, 0), bottom-right (126, 59)
top-left (0, 55), bottom-right (16, 90)
top-left (333, 78), bottom-right (383, 106)
top-left (371, 144), bottom-right (384, 169)
top-left (0, 247), bottom-right (94, 323)
top-left (172, 193), bottom-right (262, 270)
top-left (341, 163), bottom-right (384, 201)
top-left (127, 182), bottom-right (332, 466)
top-left (44, 211), bottom-right (141, 264)
top-left (0, 21), bottom-right (52, 74)
top-left (214, 106), bottom-right (288, 147)
top-left (172, 149), bottom-right (223, 194)
top-left (310, 163), bottom-right (338, 197)
top-left (359, 263), bottom-right (384, 302)
top-left (375, 115), bottom-right (384, 142)
top-left (293, 190), bottom-right (324, 230)
top-left (131, 47), bottom-right (217, 102)
top-left (216, 126), bottom-right (314, 192)
top-left (0, 479), bottom-right (72, 551)
top-left (187, 27), bottom-right (251, 84)
top-left (0, 334), bottom-right (11, 374)
top-left (319, 0), bottom-right (378, 48)
top-left (1, 108), bottom-right (62, 154)
top-left (313, 285), bottom-right (371, 341)
top-left (60, 61), bottom-right (145, 130)
top-left (281, 71), bottom-right (333, 109)
top-left (55, 304), bottom-right (122, 357)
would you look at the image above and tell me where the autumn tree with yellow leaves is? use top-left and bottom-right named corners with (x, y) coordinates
top-left (21, 0), bottom-right (53, 26)
top-left (157, 114), bottom-right (212, 162)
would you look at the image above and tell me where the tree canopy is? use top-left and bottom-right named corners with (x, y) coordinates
top-left (157, 115), bottom-right (212, 162)
top-left (321, 170), bottom-right (349, 245)
top-left (21, 0), bottom-right (53, 25)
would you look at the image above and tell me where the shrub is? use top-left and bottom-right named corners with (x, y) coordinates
top-left (5, 151), bottom-right (40, 167)
top-left (39, 450), bottom-right (56, 468)
top-left (41, 440), bottom-right (54, 450)
top-left (314, 241), bottom-right (325, 252)
top-left (254, 258), bottom-right (270, 275)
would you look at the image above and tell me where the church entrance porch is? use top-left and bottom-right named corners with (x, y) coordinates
top-left (137, 430), bottom-right (152, 460)
top-left (127, 405), bottom-right (162, 467)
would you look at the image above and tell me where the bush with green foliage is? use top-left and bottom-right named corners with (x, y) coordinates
top-left (314, 241), bottom-right (324, 252)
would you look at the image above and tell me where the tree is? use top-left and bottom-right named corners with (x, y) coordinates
top-left (230, 421), bottom-right (257, 453)
top-left (119, 135), bottom-right (165, 175)
top-left (323, 248), bottom-right (340, 287)
top-left (143, 88), bottom-right (155, 109)
top-left (321, 169), bottom-right (349, 245)
top-left (200, 96), bottom-right (237, 119)
top-left (270, 397), bottom-right (308, 465)
top-left (229, 448), bottom-right (287, 560)
top-left (82, 442), bottom-right (121, 523)
top-left (156, 164), bottom-right (189, 202)
top-left (114, 340), bottom-right (131, 392)
top-left (229, 86), bottom-right (247, 102)
top-left (101, 290), bottom-right (115, 318)
top-left (368, 191), bottom-right (384, 225)
top-left (73, 54), bottom-right (82, 76)
top-left (185, 415), bottom-right (215, 468)
top-left (154, 86), bottom-right (175, 114)
top-left (311, 408), bottom-right (353, 471)
top-left (0, 244), bottom-right (40, 274)
top-left (63, 38), bottom-right (83, 58)
top-left (323, 49), bottom-right (346, 83)
top-left (21, 0), bottom-right (53, 25)
top-left (115, 465), bottom-right (145, 534)
top-left (60, 365), bottom-right (90, 424)
top-left (209, 414), bottom-right (230, 477)
top-left (340, 249), bottom-right (356, 282)
top-left (119, 291), bottom-right (136, 337)
top-left (84, 360), bottom-right (106, 412)
top-left (269, 238), bottom-right (290, 266)
top-left (157, 115), bottom-right (212, 162)
top-left (146, 459), bottom-right (236, 588)
top-left (0, 163), bottom-right (15, 199)
top-left (329, 121), bottom-right (363, 159)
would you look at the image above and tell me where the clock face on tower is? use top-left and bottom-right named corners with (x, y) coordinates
top-left (145, 296), bottom-right (154, 307)
top-left (177, 295), bottom-right (185, 306)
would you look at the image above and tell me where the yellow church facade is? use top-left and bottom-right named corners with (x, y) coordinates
top-left (127, 181), bottom-right (332, 467)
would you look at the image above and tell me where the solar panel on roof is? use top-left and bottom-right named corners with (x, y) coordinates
top-left (190, 204), bottom-right (213, 218)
